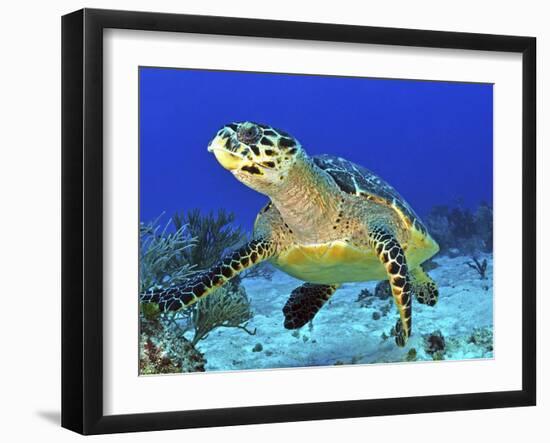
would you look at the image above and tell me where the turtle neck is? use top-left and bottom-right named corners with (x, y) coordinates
top-left (269, 155), bottom-right (343, 243)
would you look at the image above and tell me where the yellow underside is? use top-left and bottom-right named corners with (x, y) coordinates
top-left (273, 231), bottom-right (439, 285)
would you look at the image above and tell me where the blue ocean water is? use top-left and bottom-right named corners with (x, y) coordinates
top-left (139, 67), bottom-right (494, 372)
top-left (139, 67), bottom-right (493, 227)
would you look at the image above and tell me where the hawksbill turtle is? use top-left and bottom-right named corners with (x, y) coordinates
top-left (141, 121), bottom-right (440, 346)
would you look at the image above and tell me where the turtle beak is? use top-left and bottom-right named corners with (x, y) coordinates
top-left (207, 136), bottom-right (244, 171)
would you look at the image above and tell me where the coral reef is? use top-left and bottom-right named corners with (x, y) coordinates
top-left (139, 216), bottom-right (196, 292)
top-left (374, 280), bottom-right (391, 300)
top-left (173, 206), bottom-right (273, 287)
top-left (173, 209), bottom-right (245, 269)
top-left (466, 256), bottom-right (488, 279)
top-left (355, 288), bottom-right (373, 308)
top-left (424, 330), bottom-right (446, 360)
top-left (468, 328), bottom-right (493, 351)
top-left (405, 348), bottom-right (418, 362)
top-left (189, 283), bottom-right (256, 346)
top-left (467, 327), bottom-right (493, 350)
top-left (355, 286), bottom-right (393, 315)
top-left (474, 202), bottom-right (493, 252)
top-left (139, 311), bottom-right (206, 374)
top-left (443, 326), bottom-right (494, 359)
top-left (140, 209), bottom-right (258, 374)
top-left (425, 202), bottom-right (493, 255)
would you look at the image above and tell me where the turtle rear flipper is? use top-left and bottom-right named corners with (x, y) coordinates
top-left (410, 266), bottom-right (438, 306)
top-left (283, 283), bottom-right (339, 329)
top-left (140, 238), bottom-right (274, 311)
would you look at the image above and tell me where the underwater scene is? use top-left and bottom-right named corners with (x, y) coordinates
top-left (139, 67), bottom-right (493, 374)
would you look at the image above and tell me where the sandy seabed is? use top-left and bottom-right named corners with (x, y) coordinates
top-left (198, 253), bottom-right (494, 371)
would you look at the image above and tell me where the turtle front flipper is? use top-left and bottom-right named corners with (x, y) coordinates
top-left (140, 238), bottom-right (275, 311)
top-left (369, 228), bottom-right (412, 347)
top-left (282, 283), bottom-right (340, 329)
top-left (410, 265), bottom-right (438, 306)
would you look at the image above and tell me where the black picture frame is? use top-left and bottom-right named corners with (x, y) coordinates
top-left (61, 8), bottom-right (536, 435)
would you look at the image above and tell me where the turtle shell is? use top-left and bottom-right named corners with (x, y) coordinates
top-left (312, 154), bottom-right (428, 236)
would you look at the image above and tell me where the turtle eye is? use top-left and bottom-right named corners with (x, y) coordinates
top-left (237, 124), bottom-right (260, 144)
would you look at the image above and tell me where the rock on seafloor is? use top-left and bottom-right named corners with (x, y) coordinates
top-left (197, 253), bottom-right (494, 371)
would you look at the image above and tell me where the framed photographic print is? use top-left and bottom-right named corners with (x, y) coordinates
top-left (61, 8), bottom-right (536, 435)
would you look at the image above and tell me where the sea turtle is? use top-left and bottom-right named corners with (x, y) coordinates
top-left (141, 121), bottom-right (440, 346)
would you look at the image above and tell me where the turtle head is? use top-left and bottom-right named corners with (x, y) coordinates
top-left (207, 121), bottom-right (304, 195)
